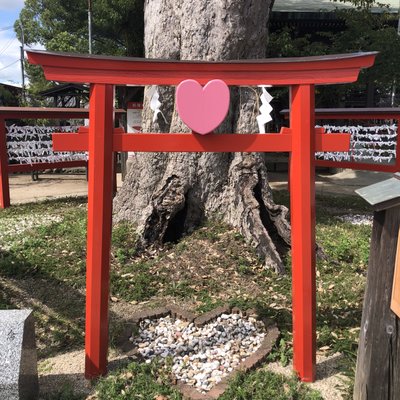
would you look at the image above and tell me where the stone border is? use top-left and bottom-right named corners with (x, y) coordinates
top-left (122, 304), bottom-right (280, 400)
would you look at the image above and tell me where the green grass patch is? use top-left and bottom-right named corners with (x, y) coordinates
top-left (220, 369), bottom-right (323, 400)
top-left (111, 260), bottom-right (159, 302)
top-left (95, 360), bottom-right (323, 400)
top-left (0, 290), bottom-right (14, 309)
top-left (39, 383), bottom-right (86, 400)
top-left (112, 222), bottom-right (139, 265)
top-left (95, 360), bottom-right (182, 400)
top-left (0, 205), bottom-right (87, 286)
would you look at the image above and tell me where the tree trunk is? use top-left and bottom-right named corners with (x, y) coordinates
top-left (354, 208), bottom-right (400, 399)
top-left (114, 0), bottom-right (291, 273)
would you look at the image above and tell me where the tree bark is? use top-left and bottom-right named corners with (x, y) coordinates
top-left (114, 0), bottom-right (291, 273)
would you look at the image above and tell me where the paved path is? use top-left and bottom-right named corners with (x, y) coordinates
top-left (269, 169), bottom-right (393, 196)
top-left (6, 169), bottom-right (394, 206)
top-left (8, 172), bottom-right (122, 205)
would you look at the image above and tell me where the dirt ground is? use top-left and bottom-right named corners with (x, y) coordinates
top-left (38, 346), bottom-right (347, 400)
top-left (7, 168), bottom-right (393, 205)
top-left (8, 171), bottom-right (123, 205)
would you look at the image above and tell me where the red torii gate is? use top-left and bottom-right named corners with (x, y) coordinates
top-left (27, 50), bottom-right (377, 383)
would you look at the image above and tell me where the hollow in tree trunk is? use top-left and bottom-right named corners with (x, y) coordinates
top-left (114, 0), bottom-right (291, 273)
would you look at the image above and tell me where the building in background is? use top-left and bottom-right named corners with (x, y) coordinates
top-left (0, 83), bottom-right (22, 107)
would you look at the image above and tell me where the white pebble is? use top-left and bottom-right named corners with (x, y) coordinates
top-left (132, 313), bottom-right (266, 393)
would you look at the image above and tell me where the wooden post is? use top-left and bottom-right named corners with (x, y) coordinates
top-left (0, 118), bottom-right (10, 209)
top-left (84, 83), bottom-right (115, 379)
top-left (354, 207), bottom-right (400, 399)
top-left (289, 84), bottom-right (316, 382)
top-left (391, 228), bottom-right (400, 317)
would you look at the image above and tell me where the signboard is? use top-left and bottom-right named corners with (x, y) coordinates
top-left (127, 102), bottom-right (143, 133)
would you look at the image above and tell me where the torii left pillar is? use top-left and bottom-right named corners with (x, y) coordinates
top-left (85, 84), bottom-right (115, 377)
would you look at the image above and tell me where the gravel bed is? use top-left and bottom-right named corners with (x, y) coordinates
top-left (132, 313), bottom-right (266, 393)
top-left (336, 214), bottom-right (372, 226)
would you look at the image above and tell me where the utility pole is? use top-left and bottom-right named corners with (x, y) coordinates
top-left (19, 22), bottom-right (26, 103)
top-left (397, 0), bottom-right (400, 36)
top-left (393, 0), bottom-right (400, 106)
top-left (88, 0), bottom-right (93, 54)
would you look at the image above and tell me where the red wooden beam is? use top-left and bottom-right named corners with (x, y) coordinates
top-left (290, 84), bottom-right (317, 382)
top-left (26, 50), bottom-right (377, 86)
top-left (53, 131), bottom-right (350, 153)
top-left (113, 132), bottom-right (292, 152)
top-left (54, 132), bottom-right (292, 152)
top-left (52, 132), bottom-right (89, 151)
top-left (84, 84), bottom-right (115, 379)
top-left (0, 118), bottom-right (10, 209)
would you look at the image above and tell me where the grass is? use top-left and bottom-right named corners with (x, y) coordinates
top-left (95, 360), bottom-right (182, 400)
top-left (40, 383), bottom-right (86, 400)
top-left (0, 192), bottom-right (373, 399)
top-left (220, 369), bottom-right (323, 400)
top-left (93, 360), bottom-right (323, 400)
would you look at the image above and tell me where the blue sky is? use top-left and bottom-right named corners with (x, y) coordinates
top-left (0, 0), bottom-right (26, 85)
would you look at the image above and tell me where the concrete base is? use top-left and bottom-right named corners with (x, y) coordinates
top-left (0, 310), bottom-right (38, 400)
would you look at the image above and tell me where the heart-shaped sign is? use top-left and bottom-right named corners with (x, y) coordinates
top-left (176, 79), bottom-right (230, 135)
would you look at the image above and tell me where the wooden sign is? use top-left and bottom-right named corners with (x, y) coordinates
top-left (391, 227), bottom-right (400, 317)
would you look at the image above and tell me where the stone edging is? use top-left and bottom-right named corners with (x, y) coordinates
top-left (122, 304), bottom-right (280, 400)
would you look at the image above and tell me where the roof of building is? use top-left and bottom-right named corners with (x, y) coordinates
top-left (39, 83), bottom-right (88, 97)
top-left (0, 83), bottom-right (22, 91)
top-left (273, 0), bottom-right (398, 12)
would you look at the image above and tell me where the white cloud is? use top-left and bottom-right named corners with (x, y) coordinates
top-left (0, 0), bottom-right (25, 12)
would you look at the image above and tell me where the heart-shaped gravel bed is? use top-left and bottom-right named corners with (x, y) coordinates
top-left (127, 305), bottom-right (279, 399)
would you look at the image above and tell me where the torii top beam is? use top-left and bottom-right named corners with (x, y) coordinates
top-left (26, 50), bottom-right (377, 86)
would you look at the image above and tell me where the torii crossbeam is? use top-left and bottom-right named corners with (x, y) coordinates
top-left (27, 50), bottom-right (377, 383)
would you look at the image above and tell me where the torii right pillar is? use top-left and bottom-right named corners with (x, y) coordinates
top-left (290, 84), bottom-right (317, 381)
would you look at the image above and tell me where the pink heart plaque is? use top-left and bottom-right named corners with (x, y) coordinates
top-left (176, 79), bottom-right (230, 135)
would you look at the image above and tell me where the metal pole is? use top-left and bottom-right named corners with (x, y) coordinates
top-left (19, 22), bottom-right (26, 103)
top-left (88, 0), bottom-right (93, 54)
top-left (397, 0), bottom-right (400, 36)
top-left (392, 1), bottom-right (400, 106)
